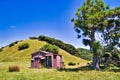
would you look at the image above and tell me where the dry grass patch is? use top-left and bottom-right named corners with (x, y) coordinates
top-left (8, 65), bottom-right (20, 72)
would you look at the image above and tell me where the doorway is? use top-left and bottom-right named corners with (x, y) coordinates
top-left (46, 56), bottom-right (52, 68)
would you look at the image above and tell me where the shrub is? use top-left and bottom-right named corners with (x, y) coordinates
top-left (9, 41), bottom-right (19, 47)
top-left (68, 62), bottom-right (76, 66)
top-left (115, 61), bottom-right (120, 67)
top-left (29, 36), bottom-right (38, 40)
top-left (40, 44), bottom-right (59, 54)
top-left (15, 41), bottom-right (19, 44)
top-left (0, 47), bottom-right (3, 52)
top-left (8, 65), bottom-right (20, 72)
top-left (18, 43), bottom-right (29, 50)
top-left (9, 43), bottom-right (14, 47)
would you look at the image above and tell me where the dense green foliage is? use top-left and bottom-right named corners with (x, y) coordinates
top-left (77, 48), bottom-right (92, 60)
top-left (112, 48), bottom-right (120, 58)
top-left (38, 35), bottom-right (78, 55)
top-left (40, 44), bottom-right (59, 54)
top-left (29, 36), bottom-right (38, 40)
top-left (18, 43), bottom-right (29, 50)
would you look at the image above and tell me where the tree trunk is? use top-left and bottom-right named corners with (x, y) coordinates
top-left (90, 29), bottom-right (100, 70)
top-left (92, 54), bottom-right (100, 70)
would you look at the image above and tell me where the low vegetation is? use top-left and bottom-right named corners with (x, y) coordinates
top-left (8, 65), bottom-right (20, 72)
top-left (40, 44), bottom-right (59, 54)
top-left (0, 47), bottom-right (4, 52)
top-left (38, 35), bottom-right (78, 55)
top-left (18, 43), bottom-right (29, 50)
top-left (77, 48), bottom-right (92, 60)
top-left (29, 36), bottom-right (38, 40)
top-left (9, 41), bottom-right (19, 47)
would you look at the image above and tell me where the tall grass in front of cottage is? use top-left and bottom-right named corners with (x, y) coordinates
top-left (0, 62), bottom-right (120, 80)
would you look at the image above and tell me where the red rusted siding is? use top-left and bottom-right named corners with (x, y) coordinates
top-left (31, 51), bottom-right (62, 68)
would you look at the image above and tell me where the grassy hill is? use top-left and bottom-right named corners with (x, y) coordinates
top-left (0, 39), bottom-right (120, 80)
top-left (0, 39), bottom-right (88, 67)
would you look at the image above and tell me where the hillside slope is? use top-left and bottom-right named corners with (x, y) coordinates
top-left (0, 39), bottom-right (88, 66)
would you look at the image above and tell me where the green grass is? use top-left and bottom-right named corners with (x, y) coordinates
top-left (0, 62), bottom-right (120, 80)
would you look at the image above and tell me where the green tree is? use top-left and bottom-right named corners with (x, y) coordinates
top-left (40, 44), bottom-right (59, 54)
top-left (72, 0), bottom-right (110, 70)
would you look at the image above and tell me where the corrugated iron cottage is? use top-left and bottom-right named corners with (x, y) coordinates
top-left (31, 50), bottom-right (63, 68)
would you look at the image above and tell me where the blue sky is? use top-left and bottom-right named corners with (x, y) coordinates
top-left (0, 0), bottom-right (119, 48)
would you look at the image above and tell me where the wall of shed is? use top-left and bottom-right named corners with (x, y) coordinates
top-left (31, 51), bottom-right (62, 68)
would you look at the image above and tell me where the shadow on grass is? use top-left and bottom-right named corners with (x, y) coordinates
top-left (106, 69), bottom-right (120, 72)
top-left (58, 65), bottom-right (93, 72)
top-left (58, 65), bottom-right (120, 72)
